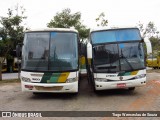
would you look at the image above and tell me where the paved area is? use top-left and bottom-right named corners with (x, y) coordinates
top-left (0, 71), bottom-right (160, 120)
top-left (2, 73), bottom-right (19, 80)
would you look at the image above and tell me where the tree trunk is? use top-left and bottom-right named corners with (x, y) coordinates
top-left (0, 62), bottom-right (2, 81)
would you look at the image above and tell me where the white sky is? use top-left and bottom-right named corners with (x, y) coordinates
top-left (0, 0), bottom-right (160, 31)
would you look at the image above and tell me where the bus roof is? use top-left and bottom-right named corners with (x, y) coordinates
top-left (90, 27), bottom-right (139, 33)
top-left (25, 28), bottom-right (78, 33)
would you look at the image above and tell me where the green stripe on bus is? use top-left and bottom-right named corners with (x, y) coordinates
top-left (118, 71), bottom-right (139, 76)
top-left (49, 73), bottom-right (61, 83)
top-left (41, 73), bottom-right (52, 83)
top-left (40, 72), bottom-right (70, 83)
top-left (118, 72), bottom-right (131, 76)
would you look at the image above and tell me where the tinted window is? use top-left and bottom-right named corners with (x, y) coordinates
top-left (22, 32), bottom-right (78, 71)
top-left (91, 28), bottom-right (141, 44)
top-left (22, 32), bottom-right (49, 70)
top-left (93, 42), bottom-right (145, 72)
top-left (49, 32), bottom-right (78, 71)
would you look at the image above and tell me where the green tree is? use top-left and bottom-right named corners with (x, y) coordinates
top-left (0, 5), bottom-right (27, 80)
top-left (150, 37), bottom-right (160, 53)
top-left (137, 21), bottom-right (159, 38)
top-left (95, 12), bottom-right (108, 27)
top-left (47, 8), bottom-right (89, 40)
top-left (137, 22), bottom-right (160, 56)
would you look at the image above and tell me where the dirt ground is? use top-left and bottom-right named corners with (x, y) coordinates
top-left (0, 69), bottom-right (160, 120)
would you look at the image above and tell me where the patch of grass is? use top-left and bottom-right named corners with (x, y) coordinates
top-left (0, 79), bottom-right (21, 84)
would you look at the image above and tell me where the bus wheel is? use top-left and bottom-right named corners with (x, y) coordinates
top-left (128, 87), bottom-right (135, 91)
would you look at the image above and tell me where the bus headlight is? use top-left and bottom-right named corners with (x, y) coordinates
top-left (95, 78), bottom-right (108, 82)
top-left (66, 78), bottom-right (78, 83)
top-left (135, 74), bottom-right (146, 79)
top-left (21, 77), bottom-right (31, 82)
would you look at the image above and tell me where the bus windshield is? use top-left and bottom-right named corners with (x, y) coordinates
top-left (93, 42), bottom-right (145, 73)
top-left (22, 32), bottom-right (78, 71)
top-left (91, 28), bottom-right (141, 44)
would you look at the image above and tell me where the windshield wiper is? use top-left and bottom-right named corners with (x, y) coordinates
top-left (120, 49), bottom-right (134, 71)
top-left (95, 64), bottom-right (117, 70)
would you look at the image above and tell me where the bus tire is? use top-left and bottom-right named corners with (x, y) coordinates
top-left (128, 87), bottom-right (135, 91)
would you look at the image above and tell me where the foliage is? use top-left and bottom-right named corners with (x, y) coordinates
top-left (0, 6), bottom-right (27, 57)
top-left (95, 12), bottom-right (108, 27)
top-left (0, 5), bottom-right (27, 79)
top-left (0, 6), bottom-right (27, 55)
top-left (149, 37), bottom-right (160, 53)
top-left (47, 8), bottom-right (89, 40)
top-left (137, 21), bottom-right (159, 38)
top-left (137, 21), bottom-right (160, 56)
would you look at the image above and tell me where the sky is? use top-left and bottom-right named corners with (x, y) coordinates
top-left (0, 0), bottom-right (160, 31)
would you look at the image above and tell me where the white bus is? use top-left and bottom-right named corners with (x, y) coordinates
top-left (87, 27), bottom-right (146, 91)
top-left (20, 28), bottom-right (79, 93)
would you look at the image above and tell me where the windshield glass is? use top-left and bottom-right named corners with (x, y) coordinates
top-left (49, 32), bottom-right (78, 71)
top-left (22, 32), bottom-right (49, 71)
top-left (119, 43), bottom-right (145, 71)
top-left (22, 32), bottom-right (78, 71)
top-left (93, 42), bottom-right (145, 72)
top-left (93, 44), bottom-right (120, 73)
top-left (91, 28), bottom-right (141, 44)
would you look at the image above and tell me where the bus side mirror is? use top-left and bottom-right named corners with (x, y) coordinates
top-left (87, 42), bottom-right (92, 59)
top-left (144, 38), bottom-right (152, 55)
top-left (16, 44), bottom-right (22, 59)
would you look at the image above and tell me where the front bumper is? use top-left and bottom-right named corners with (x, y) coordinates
top-left (95, 78), bottom-right (146, 90)
top-left (21, 81), bottom-right (78, 93)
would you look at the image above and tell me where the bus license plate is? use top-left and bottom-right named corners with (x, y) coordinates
top-left (117, 83), bottom-right (126, 88)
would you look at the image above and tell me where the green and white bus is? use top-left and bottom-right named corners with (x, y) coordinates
top-left (20, 28), bottom-right (80, 93)
top-left (87, 27), bottom-right (146, 91)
